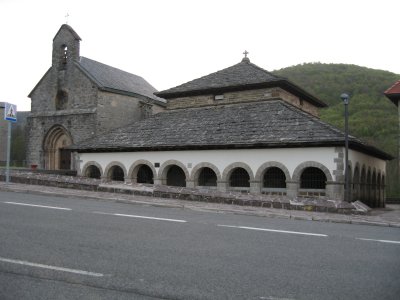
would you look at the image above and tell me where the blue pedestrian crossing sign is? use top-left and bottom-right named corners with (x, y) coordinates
top-left (4, 103), bottom-right (17, 122)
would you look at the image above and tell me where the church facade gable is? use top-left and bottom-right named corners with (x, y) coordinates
top-left (27, 24), bottom-right (165, 170)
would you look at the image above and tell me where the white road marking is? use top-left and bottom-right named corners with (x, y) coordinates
top-left (218, 224), bottom-right (328, 237)
top-left (0, 257), bottom-right (104, 277)
top-left (356, 238), bottom-right (400, 244)
top-left (4, 201), bottom-right (71, 211)
top-left (93, 211), bottom-right (187, 223)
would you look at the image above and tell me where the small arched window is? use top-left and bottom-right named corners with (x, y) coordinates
top-left (85, 165), bottom-right (101, 179)
top-left (137, 165), bottom-right (154, 184)
top-left (61, 45), bottom-right (68, 66)
top-left (166, 165), bottom-right (186, 187)
top-left (229, 168), bottom-right (250, 187)
top-left (109, 166), bottom-right (125, 182)
top-left (263, 167), bottom-right (286, 188)
top-left (198, 167), bottom-right (217, 186)
top-left (300, 167), bottom-right (327, 189)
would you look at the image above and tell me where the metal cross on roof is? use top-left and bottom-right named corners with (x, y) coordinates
top-left (243, 50), bottom-right (249, 58)
top-left (65, 13), bottom-right (70, 24)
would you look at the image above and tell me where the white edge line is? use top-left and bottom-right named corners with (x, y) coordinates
top-left (4, 201), bottom-right (72, 211)
top-left (356, 238), bottom-right (400, 244)
top-left (93, 211), bottom-right (186, 223)
top-left (0, 257), bottom-right (104, 277)
top-left (218, 224), bottom-right (328, 237)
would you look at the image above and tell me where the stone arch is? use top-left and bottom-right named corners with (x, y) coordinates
top-left (366, 167), bottom-right (372, 205)
top-left (81, 161), bottom-right (103, 179)
top-left (158, 160), bottom-right (189, 186)
top-left (377, 171), bottom-right (382, 207)
top-left (43, 125), bottom-right (73, 170)
top-left (255, 161), bottom-right (291, 182)
top-left (292, 161), bottom-right (333, 182)
top-left (222, 162), bottom-right (254, 182)
top-left (191, 162), bottom-right (221, 187)
top-left (371, 169), bottom-right (377, 207)
top-left (128, 160), bottom-right (157, 184)
top-left (360, 165), bottom-right (367, 202)
top-left (104, 161), bottom-right (127, 182)
top-left (353, 163), bottom-right (360, 200)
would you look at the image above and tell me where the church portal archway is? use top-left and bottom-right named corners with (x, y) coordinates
top-left (43, 125), bottom-right (73, 170)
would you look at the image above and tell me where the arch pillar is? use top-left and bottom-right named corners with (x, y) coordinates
top-left (217, 180), bottom-right (228, 193)
top-left (250, 180), bottom-right (261, 194)
top-left (186, 180), bottom-right (195, 188)
top-left (326, 181), bottom-right (344, 200)
top-left (286, 181), bottom-right (298, 198)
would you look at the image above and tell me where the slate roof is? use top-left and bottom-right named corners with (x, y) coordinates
top-left (156, 58), bottom-right (327, 108)
top-left (384, 80), bottom-right (400, 106)
top-left (76, 57), bottom-right (165, 104)
top-left (53, 24), bottom-right (81, 41)
top-left (71, 100), bottom-right (392, 160)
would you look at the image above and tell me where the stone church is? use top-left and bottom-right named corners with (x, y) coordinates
top-left (27, 24), bottom-right (165, 171)
top-left (28, 24), bottom-right (392, 207)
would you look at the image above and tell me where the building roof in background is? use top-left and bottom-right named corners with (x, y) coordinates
top-left (156, 58), bottom-right (327, 108)
top-left (384, 80), bottom-right (400, 106)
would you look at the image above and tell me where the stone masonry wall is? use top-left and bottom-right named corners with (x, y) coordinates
top-left (166, 87), bottom-right (320, 117)
top-left (96, 91), bottom-right (142, 134)
top-left (26, 112), bottom-right (97, 167)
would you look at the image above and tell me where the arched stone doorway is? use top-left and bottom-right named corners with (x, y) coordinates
top-left (43, 126), bottom-right (73, 170)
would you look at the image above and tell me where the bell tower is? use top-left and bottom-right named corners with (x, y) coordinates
top-left (51, 24), bottom-right (81, 110)
top-left (52, 24), bottom-right (81, 70)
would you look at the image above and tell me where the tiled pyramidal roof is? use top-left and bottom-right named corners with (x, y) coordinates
top-left (72, 100), bottom-right (391, 159)
top-left (156, 58), bottom-right (326, 108)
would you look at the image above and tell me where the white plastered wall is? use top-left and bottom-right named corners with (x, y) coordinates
top-left (78, 147), bottom-right (338, 180)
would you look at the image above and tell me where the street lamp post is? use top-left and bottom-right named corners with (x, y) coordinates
top-left (341, 93), bottom-right (350, 202)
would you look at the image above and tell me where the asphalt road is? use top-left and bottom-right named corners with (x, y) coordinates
top-left (0, 191), bottom-right (399, 300)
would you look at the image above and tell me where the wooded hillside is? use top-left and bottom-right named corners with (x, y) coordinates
top-left (273, 63), bottom-right (399, 197)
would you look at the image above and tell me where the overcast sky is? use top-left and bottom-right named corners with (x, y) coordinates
top-left (1, 0), bottom-right (399, 112)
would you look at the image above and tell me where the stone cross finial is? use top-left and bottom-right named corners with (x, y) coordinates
top-left (65, 13), bottom-right (70, 24)
top-left (243, 50), bottom-right (249, 58)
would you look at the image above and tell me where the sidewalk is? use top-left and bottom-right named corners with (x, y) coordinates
top-left (1, 182), bottom-right (399, 228)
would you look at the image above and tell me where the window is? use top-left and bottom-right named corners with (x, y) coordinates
top-left (263, 167), bottom-right (286, 188)
top-left (137, 165), bottom-right (154, 184)
top-left (166, 165), bottom-right (186, 187)
top-left (60, 45), bottom-right (68, 69)
top-left (85, 165), bottom-right (101, 179)
top-left (300, 167), bottom-right (326, 189)
top-left (214, 95), bottom-right (224, 101)
top-left (198, 167), bottom-right (217, 186)
top-left (110, 166), bottom-right (124, 182)
top-left (229, 168), bottom-right (250, 187)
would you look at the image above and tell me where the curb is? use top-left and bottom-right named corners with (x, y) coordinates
top-left (1, 183), bottom-right (399, 228)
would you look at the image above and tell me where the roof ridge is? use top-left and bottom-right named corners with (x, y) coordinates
top-left (79, 57), bottom-right (146, 81)
top-left (246, 61), bottom-right (282, 79)
top-left (53, 24), bottom-right (81, 41)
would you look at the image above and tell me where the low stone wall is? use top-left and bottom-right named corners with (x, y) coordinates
top-left (0, 170), bottom-right (369, 215)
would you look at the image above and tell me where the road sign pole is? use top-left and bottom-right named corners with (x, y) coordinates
top-left (6, 121), bottom-right (11, 183)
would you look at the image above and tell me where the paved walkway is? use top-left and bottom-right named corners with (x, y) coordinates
top-left (1, 182), bottom-right (399, 228)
